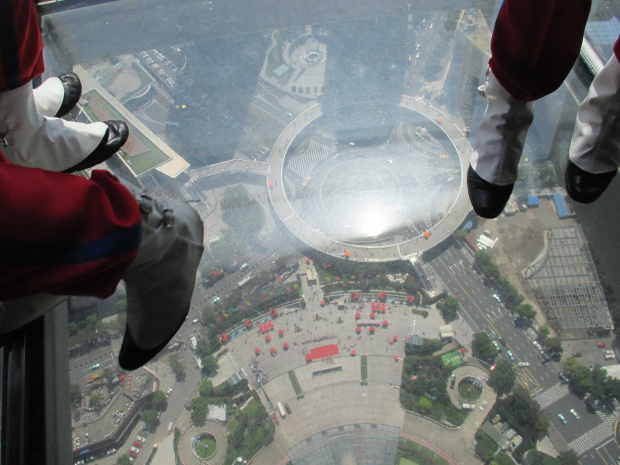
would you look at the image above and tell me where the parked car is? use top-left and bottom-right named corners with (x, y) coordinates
top-left (492, 340), bottom-right (501, 352)
top-left (570, 409), bottom-right (580, 419)
top-left (130, 447), bottom-right (141, 454)
top-left (136, 436), bottom-right (146, 443)
top-left (89, 363), bottom-right (101, 370)
top-left (518, 362), bottom-right (530, 367)
top-left (598, 342), bottom-right (607, 348)
top-left (572, 352), bottom-right (583, 357)
top-left (559, 372), bottom-right (569, 383)
top-left (285, 403), bottom-right (292, 414)
top-left (133, 441), bottom-right (143, 449)
top-left (129, 450), bottom-right (138, 459)
top-left (558, 413), bottom-right (567, 424)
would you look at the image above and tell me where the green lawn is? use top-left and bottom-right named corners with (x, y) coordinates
top-left (526, 450), bottom-right (561, 465)
top-left (195, 436), bottom-right (217, 459)
top-left (396, 438), bottom-right (449, 465)
top-left (226, 418), bottom-right (237, 433)
top-left (458, 380), bottom-right (482, 402)
top-left (87, 90), bottom-right (169, 174)
top-left (243, 398), bottom-right (259, 416)
top-left (288, 370), bottom-right (303, 395)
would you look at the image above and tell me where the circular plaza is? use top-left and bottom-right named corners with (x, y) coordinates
top-left (267, 97), bottom-right (473, 262)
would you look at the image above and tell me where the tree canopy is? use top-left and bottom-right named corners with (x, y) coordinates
top-left (489, 359), bottom-right (516, 394)
top-left (496, 386), bottom-right (549, 441)
top-left (190, 396), bottom-right (209, 424)
top-left (472, 332), bottom-right (499, 364)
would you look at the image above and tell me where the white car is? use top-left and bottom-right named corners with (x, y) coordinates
top-left (136, 436), bottom-right (146, 443)
top-left (479, 400), bottom-right (488, 411)
top-left (518, 362), bottom-right (530, 367)
top-left (570, 409), bottom-right (580, 419)
top-left (492, 293), bottom-right (501, 302)
top-left (130, 446), bottom-right (141, 454)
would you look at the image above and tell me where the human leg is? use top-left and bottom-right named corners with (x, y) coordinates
top-left (469, 0), bottom-right (591, 218)
top-left (565, 41), bottom-right (620, 203)
top-left (0, 0), bottom-right (128, 172)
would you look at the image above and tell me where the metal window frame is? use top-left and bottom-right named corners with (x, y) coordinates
top-left (1, 303), bottom-right (72, 465)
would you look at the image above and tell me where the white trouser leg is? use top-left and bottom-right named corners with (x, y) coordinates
top-left (120, 180), bottom-right (204, 350)
top-left (33, 76), bottom-right (65, 117)
top-left (470, 70), bottom-right (534, 185)
top-left (569, 54), bottom-right (620, 174)
top-left (0, 81), bottom-right (107, 172)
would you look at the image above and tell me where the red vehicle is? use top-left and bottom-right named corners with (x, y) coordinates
top-left (129, 450), bottom-right (138, 458)
top-left (133, 441), bottom-right (143, 448)
top-left (598, 342), bottom-right (607, 348)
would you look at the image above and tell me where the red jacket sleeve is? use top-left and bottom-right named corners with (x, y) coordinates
top-left (0, 150), bottom-right (142, 300)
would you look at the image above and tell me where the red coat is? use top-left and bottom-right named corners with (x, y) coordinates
top-left (0, 149), bottom-right (142, 300)
top-left (0, 0), bottom-right (45, 90)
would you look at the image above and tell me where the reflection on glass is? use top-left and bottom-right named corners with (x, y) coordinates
top-left (36, 1), bottom-right (620, 464)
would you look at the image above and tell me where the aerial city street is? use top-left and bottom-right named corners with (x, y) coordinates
top-left (46, 1), bottom-right (620, 465)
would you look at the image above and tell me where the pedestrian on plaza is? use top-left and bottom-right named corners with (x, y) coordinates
top-left (468, 0), bottom-right (619, 218)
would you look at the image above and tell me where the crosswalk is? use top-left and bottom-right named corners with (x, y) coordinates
top-left (568, 421), bottom-right (615, 456)
top-left (288, 140), bottom-right (336, 178)
top-left (534, 382), bottom-right (569, 409)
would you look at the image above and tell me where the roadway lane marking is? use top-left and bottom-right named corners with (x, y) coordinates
top-left (437, 257), bottom-right (541, 391)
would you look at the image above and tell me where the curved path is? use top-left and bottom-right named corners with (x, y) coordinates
top-left (265, 97), bottom-right (473, 262)
top-left (178, 420), bottom-right (229, 465)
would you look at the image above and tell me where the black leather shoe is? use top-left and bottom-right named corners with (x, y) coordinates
top-left (55, 72), bottom-right (82, 118)
top-left (467, 165), bottom-right (514, 219)
top-left (118, 319), bottom-right (186, 371)
top-left (62, 120), bottom-right (129, 173)
top-left (565, 160), bottom-right (617, 204)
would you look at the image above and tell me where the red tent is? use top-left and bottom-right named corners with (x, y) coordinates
top-left (407, 295), bottom-right (415, 304)
top-left (352, 292), bottom-right (360, 300)
top-left (221, 334), bottom-right (228, 343)
top-left (238, 305), bottom-right (245, 311)
top-left (371, 302), bottom-right (376, 310)
top-left (270, 347), bottom-right (276, 355)
top-left (389, 340), bottom-right (394, 345)
top-left (355, 312), bottom-right (361, 319)
top-left (351, 350), bottom-right (356, 356)
top-left (255, 347), bottom-right (260, 355)
top-left (283, 342), bottom-right (289, 350)
top-left (379, 292), bottom-right (387, 300)
top-left (320, 300), bottom-right (326, 306)
top-left (370, 312), bottom-right (376, 319)
top-left (356, 326), bottom-right (361, 333)
top-left (381, 303), bottom-right (386, 312)
top-left (265, 335), bottom-right (271, 342)
top-left (278, 276), bottom-right (283, 281)
top-left (245, 319), bottom-right (252, 328)
top-left (394, 355), bottom-right (399, 361)
top-left (460, 347), bottom-right (466, 354)
top-left (270, 308), bottom-right (278, 317)
top-left (305, 353), bottom-right (312, 361)
top-left (278, 329), bottom-right (284, 337)
top-left (306, 258), bottom-right (311, 264)
top-left (383, 320), bottom-right (389, 327)
top-left (393, 335), bottom-right (398, 341)
top-left (370, 326), bottom-right (376, 334)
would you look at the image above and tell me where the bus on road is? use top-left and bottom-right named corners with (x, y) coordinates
top-left (276, 402), bottom-right (286, 419)
top-left (190, 336), bottom-right (197, 351)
